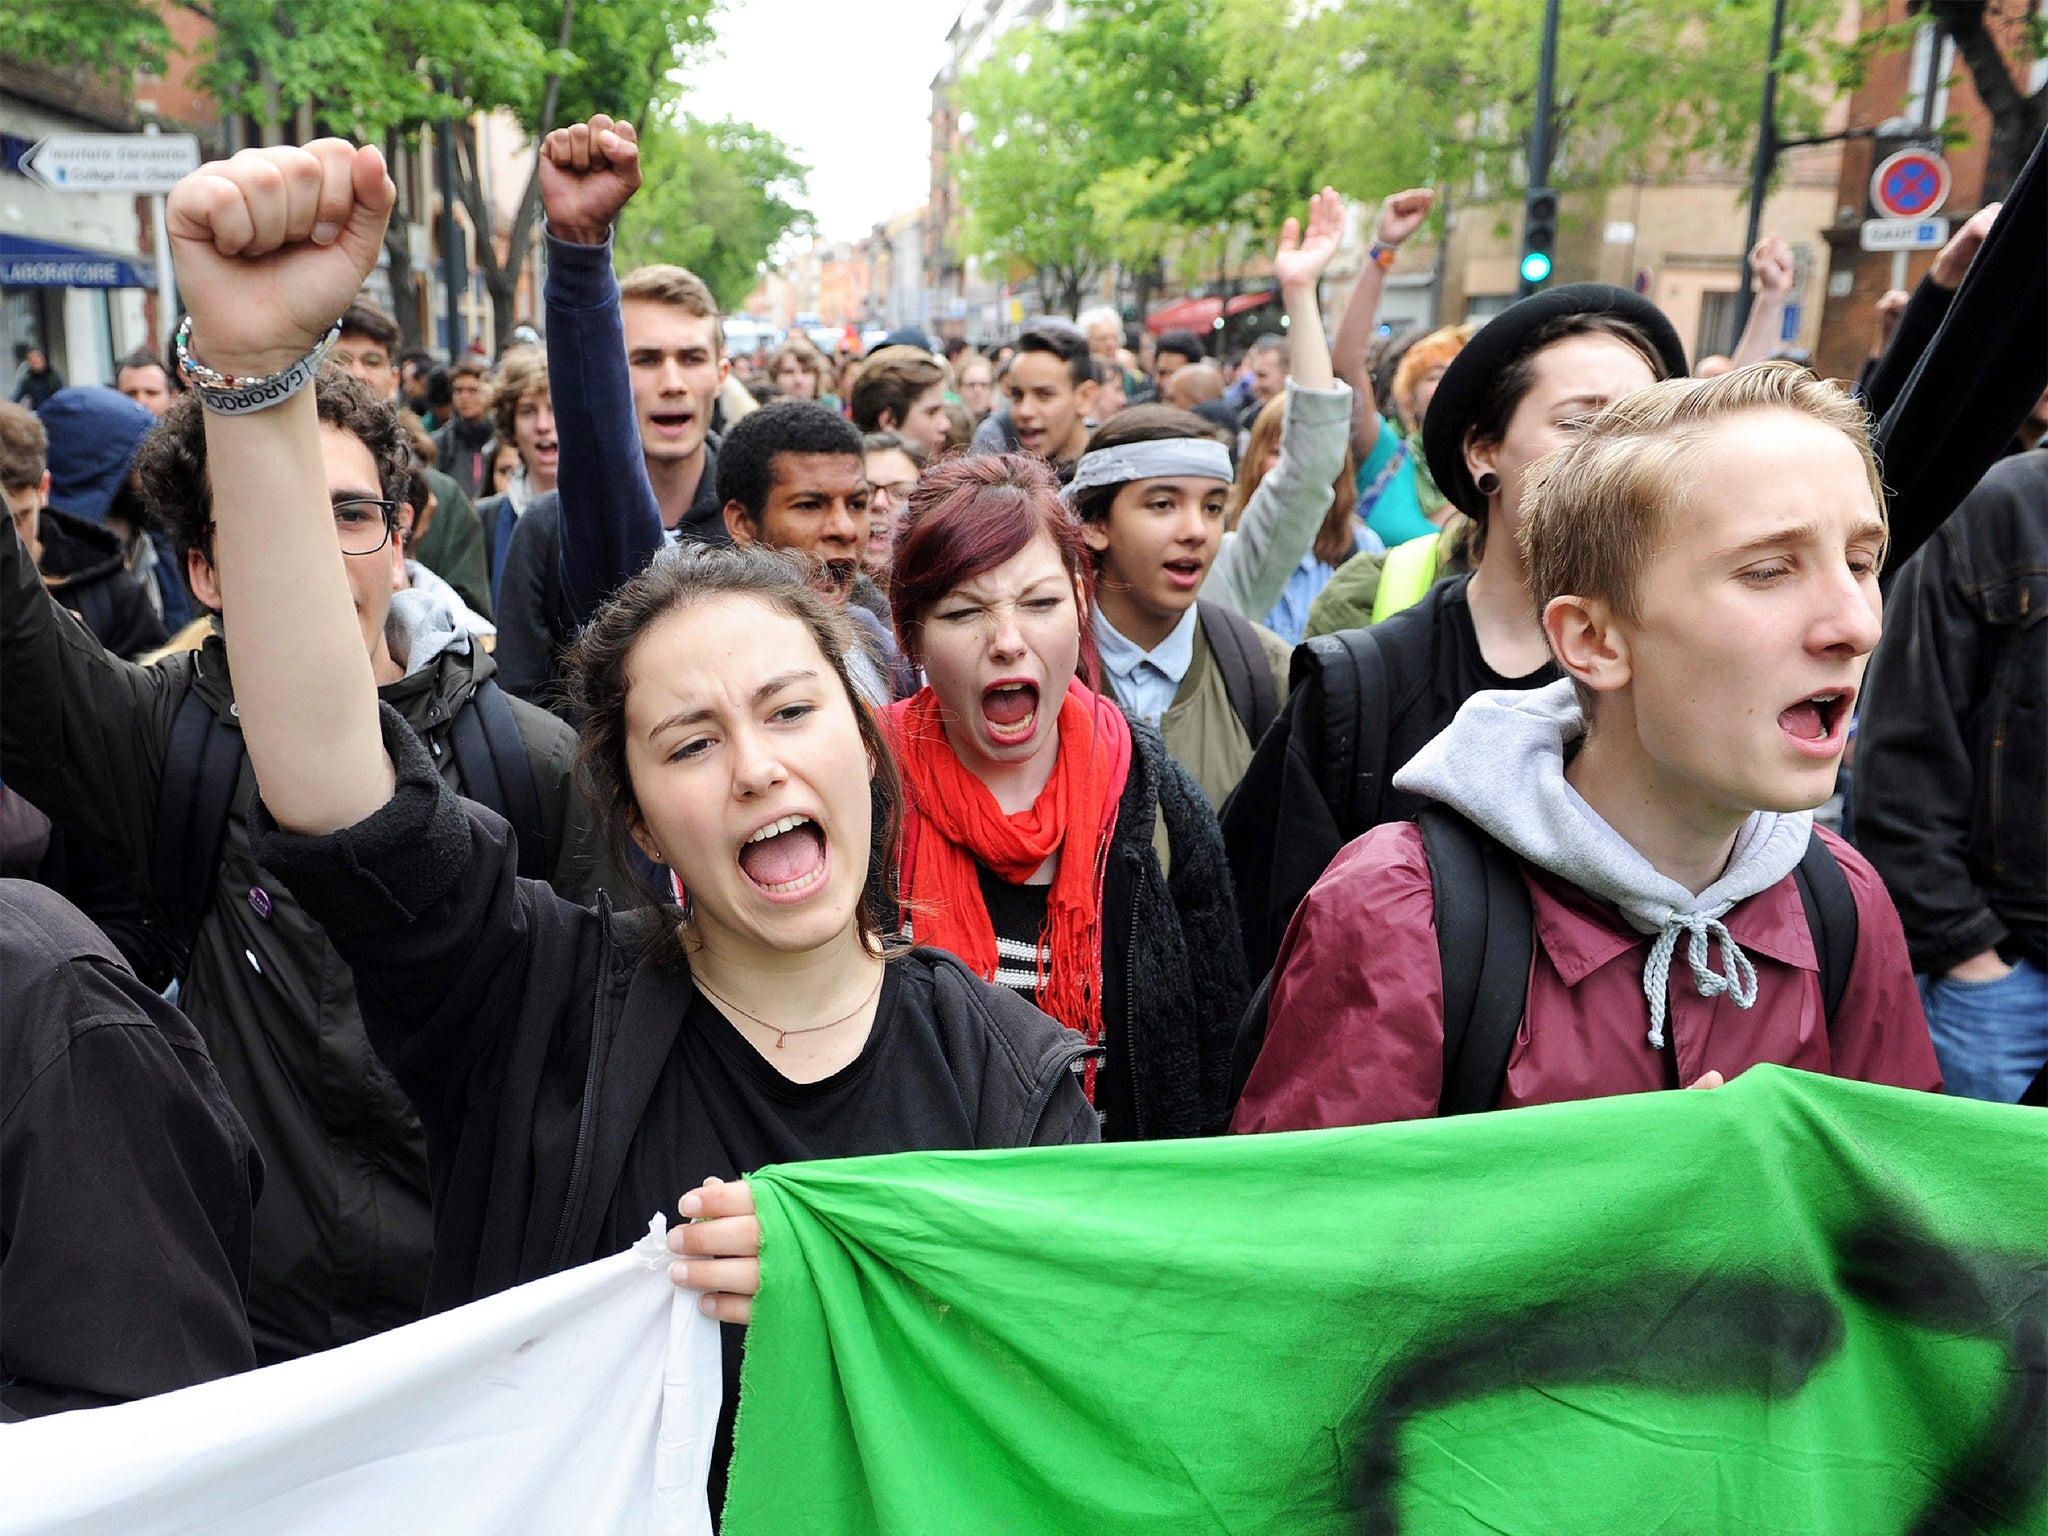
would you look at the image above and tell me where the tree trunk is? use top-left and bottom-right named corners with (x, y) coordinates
top-left (1133, 257), bottom-right (1163, 320)
top-left (1059, 270), bottom-right (1085, 317)
top-left (1933, 1), bottom-right (2048, 195)
top-left (447, 0), bottom-right (577, 347)
top-left (381, 135), bottom-right (427, 354)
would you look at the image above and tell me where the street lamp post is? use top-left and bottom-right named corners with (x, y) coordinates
top-left (1732, 0), bottom-right (1789, 341)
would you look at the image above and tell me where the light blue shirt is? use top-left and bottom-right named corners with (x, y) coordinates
top-left (1093, 605), bottom-right (1199, 725)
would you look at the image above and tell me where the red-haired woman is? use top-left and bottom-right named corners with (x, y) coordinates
top-left (886, 452), bottom-right (1249, 1138)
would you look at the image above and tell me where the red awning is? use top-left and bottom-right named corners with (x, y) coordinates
top-left (1144, 289), bottom-right (1277, 334)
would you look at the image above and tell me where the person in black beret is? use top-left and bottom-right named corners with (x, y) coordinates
top-left (1221, 283), bottom-right (1688, 979)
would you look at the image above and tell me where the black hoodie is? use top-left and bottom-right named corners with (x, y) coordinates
top-left (35, 503), bottom-right (167, 661)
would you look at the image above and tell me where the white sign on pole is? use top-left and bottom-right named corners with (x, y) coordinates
top-left (1859, 216), bottom-right (1950, 253)
top-left (22, 133), bottom-right (201, 194)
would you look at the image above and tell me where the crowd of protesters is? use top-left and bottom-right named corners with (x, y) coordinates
top-left (0, 108), bottom-right (2042, 1527)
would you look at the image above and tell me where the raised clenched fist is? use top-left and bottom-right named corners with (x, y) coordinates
top-left (1376, 188), bottom-right (1435, 248)
top-left (539, 114), bottom-right (643, 248)
top-left (1747, 234), bottom-right (1795, 297)
top-left (166, 139), bottom-right (394, 380)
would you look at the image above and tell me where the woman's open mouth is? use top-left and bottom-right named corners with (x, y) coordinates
top-left (737, 814), bottom-right (829, 901)
top-left (981, 680), bottom-right (1041, 745)
top-left (1162, 557), bottom-right (1204, 592)
top-left (1776, 689), bottom-right (1853, 757)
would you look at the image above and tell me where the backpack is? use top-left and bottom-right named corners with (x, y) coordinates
top-left (151, 676), bottom-right (548, 971)
top-left (1197, 599), bottom-right (1280, 747)
top-left (1224, 803), bottom-right (1861, 1119)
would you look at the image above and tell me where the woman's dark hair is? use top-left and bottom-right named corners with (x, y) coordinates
top-left (1068, 404), bottom-right (1230, 528)
top-left (136, 367), bottom-right (413, 569)
top-left (887, 451), bottom-right (1099, 685)
top-left (1460, 311), bottom-right (1669, 560)
top-left (565, 542), bottom-right (904, 960)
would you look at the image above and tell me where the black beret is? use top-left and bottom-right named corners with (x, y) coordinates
top-left (1422, 283), bottom-right (1689, 518)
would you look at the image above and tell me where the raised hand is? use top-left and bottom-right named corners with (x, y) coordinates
top-left (1375, 187), bottom-right (1435, 249)
top-left (1930, 201), bottom-right (2001, 289)
top-left (1273, 186), bottom-right (1344, 293)
top-left (1747, 234), bottom-right (1795, 296)
top-left (166, 140), bottom-right (393, 379)
top-left (539, 113), bottom-right (643, 247)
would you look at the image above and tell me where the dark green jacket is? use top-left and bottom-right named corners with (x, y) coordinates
top-left (412, 466), bottom-right (493, 619)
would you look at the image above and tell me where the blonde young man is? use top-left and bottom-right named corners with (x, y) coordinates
top-left (1236, 364), bottom-right (1940, 1130)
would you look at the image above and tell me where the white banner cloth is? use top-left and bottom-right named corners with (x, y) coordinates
top-left (0, 1218), bottom-right (720, 1535)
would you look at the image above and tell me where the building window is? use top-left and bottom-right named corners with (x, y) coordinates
top-left (1904, 23), bottom-right (1956, 129)
top-left (1697, 290), bottom-right (1741, 361)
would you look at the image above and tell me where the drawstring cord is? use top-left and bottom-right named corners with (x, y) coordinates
top-left (1642, 913), bottom-right (1760, 1049)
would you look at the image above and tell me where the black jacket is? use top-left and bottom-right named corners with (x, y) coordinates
top-left (1096, 717), bottom-right (1250, 1138)
top-left (0, 878), bottom-right (259, 1419)
top-left (497, 446), bottom-right (725, 720)
top-left (434, 412), bottom-right (497, 501)
top-left (1855, 449), bottom-right (2048, 975)
top-left (0, 516), bottom-right (602, 1362)
top-left (252, 707), bottom-right (1097, 1312)
top-left (36, 503), bottom-right (167, 661)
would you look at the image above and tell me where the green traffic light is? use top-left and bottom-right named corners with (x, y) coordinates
top-left (1520, 250), bottom-right (1553, 283)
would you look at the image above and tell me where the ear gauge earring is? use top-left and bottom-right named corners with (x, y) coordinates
top-left (1475, 470), bottom-right (1502, 497)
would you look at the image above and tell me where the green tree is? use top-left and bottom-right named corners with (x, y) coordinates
top-left (195, 0), bottom-right (718, 343)
top-left (1217, 0), bottom-right (1840, 219)
top-left (614, 115), bottom-right (811, 309)
top-left (0, 0), bottom-right (170, 79)
top-left (952, 25), bottom-right (1105, 316)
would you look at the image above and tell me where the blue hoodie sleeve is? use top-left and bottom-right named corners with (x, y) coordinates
top-left (543, 227), bottom-right (665, 624)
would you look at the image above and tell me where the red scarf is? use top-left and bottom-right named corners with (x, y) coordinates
top-left (886, 682), bottom-right (1132, 1096)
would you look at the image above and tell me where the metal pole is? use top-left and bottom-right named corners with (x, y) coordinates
top-left (438, 117), bottom-right (465, 358)
top-left (145, 122), bottom-right (176, 358)
top-left (1529, 0), bottom-right (1560, 200)
top-left (1733, 0), bottom-right (1788, 341)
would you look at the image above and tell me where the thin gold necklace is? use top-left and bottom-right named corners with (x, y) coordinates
top-left (693, 967), bottom-right (885, 1049)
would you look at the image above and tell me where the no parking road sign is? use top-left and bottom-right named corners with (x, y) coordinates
top-left (1870, 149), bottom-right (1951, 221)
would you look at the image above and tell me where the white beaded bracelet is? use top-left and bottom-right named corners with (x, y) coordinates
top-left (175, 316), bottom-right (341, 417)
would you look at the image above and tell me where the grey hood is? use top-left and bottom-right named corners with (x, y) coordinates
top-left (388, 565), bottom-right (492, 678)
top-left (1393, 679), bottom-right (1812, 1048)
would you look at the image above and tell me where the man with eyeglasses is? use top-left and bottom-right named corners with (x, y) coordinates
top-left (0, 366), bottom-right (602, 1366)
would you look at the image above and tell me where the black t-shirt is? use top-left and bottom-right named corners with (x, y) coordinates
top-left (602, 951), bottom-right (1006, 1515)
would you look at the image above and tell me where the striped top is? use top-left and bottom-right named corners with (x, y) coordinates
top-left (974, 865), bottom-right (1053, 1005)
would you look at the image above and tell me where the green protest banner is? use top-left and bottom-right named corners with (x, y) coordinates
top-left (723, 1067), bottom-right (2048, 1535)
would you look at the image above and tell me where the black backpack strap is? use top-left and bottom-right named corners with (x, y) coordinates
top-left (151, 680), bottom-right (246, 954)
top-left (1198, 600), bottom-right (1280, 744)
top-left (1310, 628), bottom-right (1393, 836)
top-left (1792, 829), bottom-right (1859, 1025)
top-left (449, 679), bottom-right (549, 881)
top-left (1419, 805), bottom-right (1535, 1116)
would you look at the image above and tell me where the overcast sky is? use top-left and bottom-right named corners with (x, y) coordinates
top-left (676, 0), bottom-right (970, 244)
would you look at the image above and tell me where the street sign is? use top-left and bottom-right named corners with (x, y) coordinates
top-left (1860, 216), bottom-right (1950, 252)
top-left (22, 133), bottom-right (201, 193)
top-left (1869, 148), bottom-right (1951, 220)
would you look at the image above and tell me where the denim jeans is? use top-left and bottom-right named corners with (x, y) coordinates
top-left (1918, 958), bottom-right (2048, 1104)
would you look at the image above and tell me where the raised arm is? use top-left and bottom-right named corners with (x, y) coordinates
top-left (1729, 235), bottom-right (1795, 368)
top-left (167, 140), bottom-right (397, 834)
top-left (537, 115), bottom-right (667, 624)
top-left (1329, 189), bottom-right (1434, 460)
top-left (1203, 188), bottom-right (1353, 618)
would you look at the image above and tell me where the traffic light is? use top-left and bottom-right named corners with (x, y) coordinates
top-left (1520, 187), bottom-right (1558, 292)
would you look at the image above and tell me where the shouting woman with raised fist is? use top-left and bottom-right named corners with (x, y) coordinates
top-left (167, 129), bottom-right (1096, 1510)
